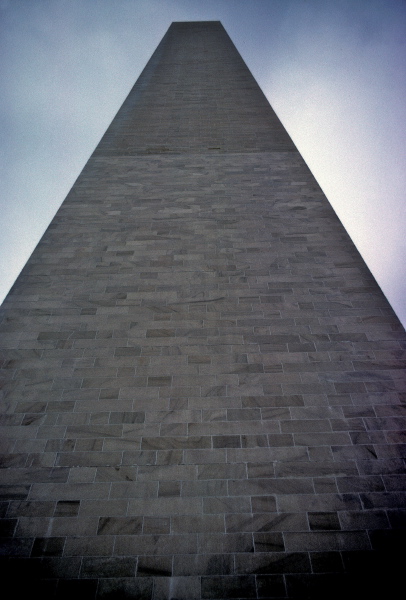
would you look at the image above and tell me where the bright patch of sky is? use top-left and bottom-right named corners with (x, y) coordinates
top-left (1, 0), bottom-right (405, 326)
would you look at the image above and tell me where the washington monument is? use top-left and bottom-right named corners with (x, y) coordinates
top-left (0, 21), bottom-right (404, 599)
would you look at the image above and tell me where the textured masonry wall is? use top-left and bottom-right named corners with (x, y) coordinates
top-left (0, 21), bottom-right (405, 600)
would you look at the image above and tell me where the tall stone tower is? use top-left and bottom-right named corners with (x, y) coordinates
top-left (1, 22), bottom-right (404, 599)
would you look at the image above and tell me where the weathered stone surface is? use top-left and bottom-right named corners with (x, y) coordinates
top-left (0, 20), bottom-right (404, 598)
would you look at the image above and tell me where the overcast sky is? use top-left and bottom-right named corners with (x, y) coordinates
top-left (1, 0), bottom-right (405, 326)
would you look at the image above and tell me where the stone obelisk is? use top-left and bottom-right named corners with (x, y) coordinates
top-left (0, 21), bottom-right (404, 599)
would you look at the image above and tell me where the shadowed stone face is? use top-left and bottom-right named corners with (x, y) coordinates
top-left (0, 20), bottom-right (405, 599)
